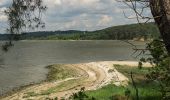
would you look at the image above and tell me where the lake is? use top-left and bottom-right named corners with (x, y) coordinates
top-left (0, 40), bottom-right (146, 95)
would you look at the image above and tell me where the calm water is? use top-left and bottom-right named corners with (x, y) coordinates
top-left (0, 40), bottom-right (146, 95)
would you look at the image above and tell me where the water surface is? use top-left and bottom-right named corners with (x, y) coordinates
top-left (0, 40), bottom-right (146, 95)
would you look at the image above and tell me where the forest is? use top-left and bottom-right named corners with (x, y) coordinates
top-left (0, 22), bottom-right (160, 40)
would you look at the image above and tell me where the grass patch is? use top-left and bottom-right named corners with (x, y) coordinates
top-left (86, 84), bottom-right (126, 100)
top-left (46, 64), bottom-right (79, 81)
top-left (23, 92), bottom-right (39, 98)
top-left (41, 64), bottom-right (84, 95)
top-left (40, 79), bottom-right (80, 95)
top-left (86, 84), bottom-right (161, 100)
top-left (114, 64), bottom-right (149, 83)
top-left (85, 64), bottom-right (161, 100)
top-left (41, 75), bottom-right (89, 95)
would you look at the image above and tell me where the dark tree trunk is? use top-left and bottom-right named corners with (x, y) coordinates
top-left (149, 0), bottom-right (170, 55)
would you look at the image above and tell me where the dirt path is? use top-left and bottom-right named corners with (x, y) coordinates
top-left (1, 61), bottom-right (147, 100)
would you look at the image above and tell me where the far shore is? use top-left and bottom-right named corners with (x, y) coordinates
top-left (18, 39), bottom-right (150, 42)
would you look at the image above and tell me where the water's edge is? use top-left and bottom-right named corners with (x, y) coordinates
top-left (0, 40), bottom-right (146, 96)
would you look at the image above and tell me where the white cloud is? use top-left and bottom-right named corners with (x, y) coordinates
top-left (0, 0), bottom-right (152, 33)
top-left (98, 15), bottom-right (113, 26)
top-left (0, 15), bottom-right (7, 21)
top-left (54, 0), bottom-right (62, 5)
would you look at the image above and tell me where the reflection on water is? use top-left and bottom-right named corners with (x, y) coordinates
top-left (0, 40), bottom-right (146, 95)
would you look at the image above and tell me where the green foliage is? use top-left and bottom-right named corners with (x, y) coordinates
top-left (147, 40), bottom-right (168, 65)
top-left (94, 22), bottom-right (159, 40)
top-left (124, 88), bottom-right (131, 100)
top-left (0, 23), bottom-right (159, 40)
top-left (1, 41), bottom-right (13, 52)
top-left (1, 0), bottom-right (47, 51)
top-left (69, 87), bottom-right (96, 100)
top-left (44, 97), bottom-right (58, 100)
top-left (5, 0), bottom-right (47, 34)
top-left (138, 62), bottom-right (143, 69)
top-left (139, 39), bottom-right (170, 99)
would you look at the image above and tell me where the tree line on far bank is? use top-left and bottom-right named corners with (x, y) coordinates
top-left (0, 22), bottom-right (160, 41)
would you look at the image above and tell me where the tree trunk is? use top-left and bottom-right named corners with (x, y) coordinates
top-left (149, 0), bottom-right (170, 55)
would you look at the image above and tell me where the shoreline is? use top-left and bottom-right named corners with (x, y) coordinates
top-left (18, 39), bottom-right (150, 42)
top-left (0, 61), bottom-right (152, 100)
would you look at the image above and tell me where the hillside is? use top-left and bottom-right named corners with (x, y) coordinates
top-left (0, 23), bottom-right (160, 40)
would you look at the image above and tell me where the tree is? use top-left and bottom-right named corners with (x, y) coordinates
top-left (122, 0), bottom-right (170, 99)
top-left (2, 0), bottom-right (46, 51)
top-left (149, 0), bottom-right (170, 55)
top-left (5, 0), bottom-right (46, 37)
top-left (124, 0), bottom-right (170, 55)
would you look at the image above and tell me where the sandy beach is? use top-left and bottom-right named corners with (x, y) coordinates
top-left (1, 61), bottom-right (151, 100)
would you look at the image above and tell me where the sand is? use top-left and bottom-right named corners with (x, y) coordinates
top-left (1, 61), bottom-right (151, 100)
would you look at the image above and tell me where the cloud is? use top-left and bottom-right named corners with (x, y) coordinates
top-left (54, 0), bottom-right (62, 5)
top-left (0, 0), bottom-right (152, 33)
top-left (0, 14), bottom-right (7, 21)
top-left (98, 15), bottom-right (113, 26)
top-left (0, 0), bottom-right (11, 8)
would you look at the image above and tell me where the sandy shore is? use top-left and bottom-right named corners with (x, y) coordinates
top-left (1, 61), bottom-right (151, 100)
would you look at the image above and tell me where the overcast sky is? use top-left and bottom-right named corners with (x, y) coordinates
top-left (0, 0), bottom-right (152, 33)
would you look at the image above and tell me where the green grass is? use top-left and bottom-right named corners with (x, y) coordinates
top-left (85, 65), bottom-right (162, 100)
top-left (114, 64), bottom-right (149, 83)
top-left (40, 79), bottom-right (80, 95)
top-left (23, 92), bottom-right (39, 98)
top-left (46, 64), bottom-right (79, 81)
top-left (86, 84), bottom-right (161, 100)
top-left (86, 84), bottom-right (126, 100)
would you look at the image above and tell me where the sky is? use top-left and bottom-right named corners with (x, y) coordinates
top-left (0, 0), bottom-right (152, 33)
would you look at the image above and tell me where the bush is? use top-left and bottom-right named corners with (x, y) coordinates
top-left (139, 39), bottom-right (170, 99)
